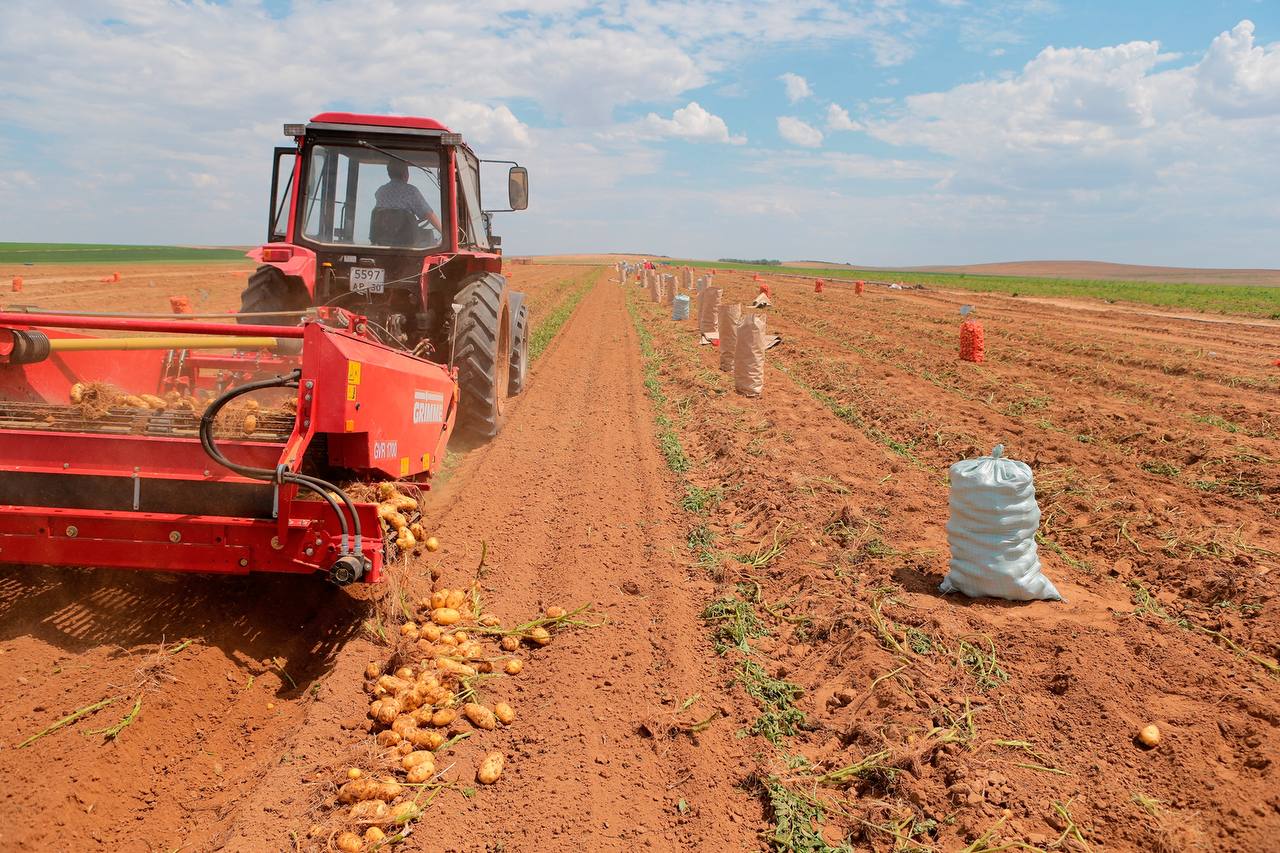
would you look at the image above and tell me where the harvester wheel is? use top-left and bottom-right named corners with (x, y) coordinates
top-left (508, 294), bottom-right (529, 397)
top-left (454, 273), bottom-right (511, 441)
top-left (238, 264), bottom-right (311, 325)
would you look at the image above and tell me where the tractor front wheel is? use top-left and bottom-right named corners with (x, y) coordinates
top-left (454, 273), bottom-right (512, 441)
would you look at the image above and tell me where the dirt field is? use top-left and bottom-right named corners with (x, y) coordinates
top-left (1, 262), bottom-right (1277, 851)
top-left (627, 269), bottom-right (1278, 852)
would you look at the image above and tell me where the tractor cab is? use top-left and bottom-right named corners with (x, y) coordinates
top-left (247, 113), bottom-right (531, 440)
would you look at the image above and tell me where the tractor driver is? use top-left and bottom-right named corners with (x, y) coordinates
top-left (375, 160), bottom-right (444, 233)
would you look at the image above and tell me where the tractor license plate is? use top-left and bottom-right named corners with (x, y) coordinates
top-left (350, 267), bottom-right (385, 294)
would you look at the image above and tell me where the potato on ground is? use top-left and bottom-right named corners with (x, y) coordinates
top-left (432, 607), bottom-right (461, 626)
top-left (338, 778), bottom-right (403, 804)
top-left (477, 751), bottom-right (505, 784)
top-left (406, 763), bottom-right (436, 783)
top-left (391, 801), bottom-right (422, 822)
top-left (374, 698), bottom-right (402, 726)
top-left (463, 702), bottom-right (497, 730)
top-left (494, 702), bottom-right (516, 725)
top-left (348, 800), bottom-right (389, 822)
top-left (336, 831), bottom-right (363, 852)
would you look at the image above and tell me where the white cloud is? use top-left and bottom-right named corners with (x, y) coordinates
top-left (1194, 20), bottom-right (1280, 118)
top-left (779, 72), bottom-right (812, 103)
top-left (826, 104), bottom-right (861, 131)
top-left (777, 116), bottom-right (824, 148)
top-left (393, 97), bottom-right (532, 149)
top-left (643, 102), bottom-right (746, 145)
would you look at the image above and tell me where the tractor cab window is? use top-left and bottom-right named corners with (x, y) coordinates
top-left (455, 150), bottom-right (490, 250)
top-left (300, 144), bottom-right (444, 248)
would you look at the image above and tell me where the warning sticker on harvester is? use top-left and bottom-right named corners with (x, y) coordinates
top-left (413, 390), bottom-right (445, 424)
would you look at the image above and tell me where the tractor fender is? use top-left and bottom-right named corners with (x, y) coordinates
top-left (245, 244), bottom-right (318, 295)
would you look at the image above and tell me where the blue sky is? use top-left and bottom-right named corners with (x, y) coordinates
top-left (1, 1), bottom-right (1278, 266)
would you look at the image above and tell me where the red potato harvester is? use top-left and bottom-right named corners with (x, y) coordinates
top-left (0, 113), bottom-right (532, 584)
top-left (0, 310), bottom-right (456, 584)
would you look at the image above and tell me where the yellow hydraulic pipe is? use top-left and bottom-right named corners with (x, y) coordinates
top-left (47, 335), bottom-right (281, 352)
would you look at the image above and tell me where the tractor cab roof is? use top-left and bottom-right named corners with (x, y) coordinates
top-left (309, 112), bottom-right (452, 132)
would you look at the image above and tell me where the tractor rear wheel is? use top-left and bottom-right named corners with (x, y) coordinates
top-left (508, 295), bottom-right (529, 396)
top-left (454, 273), bottom-right (512, 441)
top-left (238, 264), bottom-right (311, 325)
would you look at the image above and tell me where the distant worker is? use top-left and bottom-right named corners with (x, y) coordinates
top-left (376, 161), bottom-right (443, 232)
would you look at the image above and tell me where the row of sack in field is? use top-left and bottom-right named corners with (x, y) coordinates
top-left (618, 262), bottom-right (1058, 604)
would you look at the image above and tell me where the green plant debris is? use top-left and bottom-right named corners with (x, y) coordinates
top-left (19, 696), bottom-right (121, 748)
top-left (702, 593), bottom-right (768, 655)
top-left (687, 522), bottom-right (715, 551)
top-left (1051, 799), bottom-right (1092, 851)
top-left (473, 602), bottom-right (601, 640)
top-left (815, 749), bottom-right (894, 787)
top-left (271, 657), bottom-right (297, 690)
top-left (88, 695), bottom-right (143, 740)
top-left (1131, 791), bottom-right (1164, 818)
top-left (732, 523), bottom-right (788, 570)
top-left (761, 776), bottom-right (852, 852)
top-left (738, 659), bottom-right (806, 744)
top-left (1035, 531), bottom-right (1092, 573)
top-left (956, 637), bottom-right (1009, 691)
top-left (680, 484), bottom-right (723, 514)
top-left (1139, 459), bottom-right (1181, 478)
top-left (1131, 582), bottom-right (1278, 673)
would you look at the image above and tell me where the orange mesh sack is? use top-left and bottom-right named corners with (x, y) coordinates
top-left (719, 303), bottom-right (742, 372)
top-left (959, 318), bottom-right (984, 363)
top-left (733, 312), bottom-right (766, 397)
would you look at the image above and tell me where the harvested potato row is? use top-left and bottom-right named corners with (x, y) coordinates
top-left (342, 595), bottom-right (580, 840)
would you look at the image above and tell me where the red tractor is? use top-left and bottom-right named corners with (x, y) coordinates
top-left (248, 112), bottom-right (531, 440)
top-left (0, 113), bottom-right (530, 584)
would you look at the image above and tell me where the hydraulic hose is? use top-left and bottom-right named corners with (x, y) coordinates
top-left (197, 370), bottom-right (362, 555)
top-left (198, 371), bottom-right (301, 480)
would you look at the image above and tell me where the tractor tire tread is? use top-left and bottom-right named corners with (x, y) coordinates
top-left (454, 273), bottom-right (510, 441)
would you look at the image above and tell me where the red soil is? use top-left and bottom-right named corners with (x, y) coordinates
top-left (627, 268), bottom-right (1278, 851)
top-left (1, 260), bottom-right (1276, 852)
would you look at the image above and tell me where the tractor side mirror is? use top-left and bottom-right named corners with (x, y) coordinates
top-left (508, 167), bottom-right (529, 211)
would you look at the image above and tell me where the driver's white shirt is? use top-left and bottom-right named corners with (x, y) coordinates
top-left (375, 180), bottom-right (432, 220)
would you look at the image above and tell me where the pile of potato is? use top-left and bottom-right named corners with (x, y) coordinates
top-left (326, 579), bottom-right (573, 851)
top-left (375, 483), bottom-right (431, 553)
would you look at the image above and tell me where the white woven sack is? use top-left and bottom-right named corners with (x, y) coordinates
top-left (941, 444), bottom-right (1061, 601)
